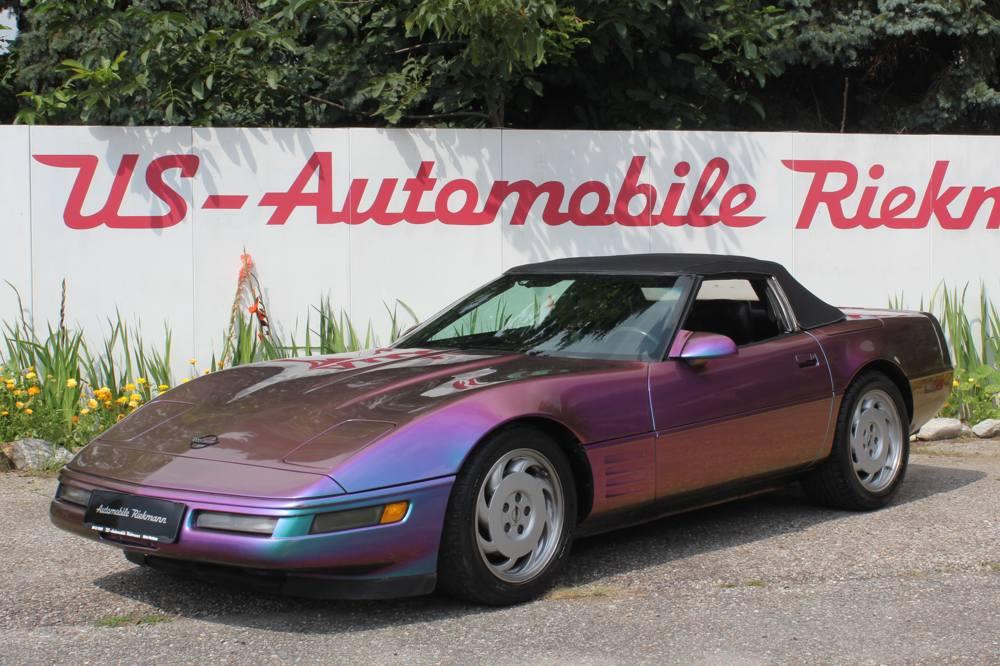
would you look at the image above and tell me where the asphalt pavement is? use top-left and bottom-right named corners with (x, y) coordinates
top-left (1, 438), bottom-right (997, 665)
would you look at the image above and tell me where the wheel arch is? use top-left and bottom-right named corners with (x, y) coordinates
top-left (849, 360), bottom-right (914, 424)
top-left (474, 416), bottom-right (594, 523)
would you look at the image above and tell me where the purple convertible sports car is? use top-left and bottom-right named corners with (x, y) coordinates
top-left (51, 254), bottom-right (952, 605)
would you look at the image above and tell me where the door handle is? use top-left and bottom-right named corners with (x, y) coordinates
top-left (796, 353), bottom-right (819, 368)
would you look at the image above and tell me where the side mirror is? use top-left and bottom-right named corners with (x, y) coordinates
top-left (669, 330), bottom-right (737, 364)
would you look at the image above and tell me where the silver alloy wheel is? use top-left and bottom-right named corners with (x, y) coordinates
top-left (475, 448), bottom-right (565, 583)
top-left (849, 388), bottom-right (904, 492)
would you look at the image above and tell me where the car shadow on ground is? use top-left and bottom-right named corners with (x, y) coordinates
top-left (91, 462), bottom-right (985, 633)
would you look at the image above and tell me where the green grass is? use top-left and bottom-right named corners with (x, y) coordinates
top-left (94, 613), bottom-right (171, 628)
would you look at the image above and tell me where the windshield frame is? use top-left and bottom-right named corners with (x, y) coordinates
top-left (394, 272), bottom-right (696, 362)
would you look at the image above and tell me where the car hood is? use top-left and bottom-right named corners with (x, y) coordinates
top-left (70, 348), bottom-right (618, 491)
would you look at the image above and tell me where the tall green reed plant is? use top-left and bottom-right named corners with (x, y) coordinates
top-left (221, 298), bottom-right (418, 367)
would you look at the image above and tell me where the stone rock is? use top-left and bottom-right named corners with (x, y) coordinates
top-left (51, 447), bottom-right (74, 466)
top-left (961, 423), bottom-right (973, 438)
top-left (971, 418), bottom-right (1000, 439)
top-left (916, 418), bottom-right (963, 441)
top-left (1, 438), bottom-right (67, 470)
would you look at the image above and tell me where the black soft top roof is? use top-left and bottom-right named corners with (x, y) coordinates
top-left (506, 253), bottom-right (845, 330)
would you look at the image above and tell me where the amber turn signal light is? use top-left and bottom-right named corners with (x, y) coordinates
top-left (379, 501), bottom-right (409, 524)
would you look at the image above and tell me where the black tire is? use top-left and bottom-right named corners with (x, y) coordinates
top-left (801, 372), bottom-right (910, 510)
top-left (437, 425), bottom-right (577, 605)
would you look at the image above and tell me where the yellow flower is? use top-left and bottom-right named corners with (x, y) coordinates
top-left (217, 360), bottom-right (224, 369)
top-left (13, 389), bottom-right (25, 397)
top-left (25, 372), bottom-right (36, 381)
top-left (116, 396), bottom-right (128, 405)
top-left (158, 384), bottom-right (169, 392)
top-left (137, 377), bottom-right (147, 386)
top-left (969, 378), bottom-right (976, 384)
top-left (952, 379), bottom-right (960, 388)
top-left (23, 408), bottom-right (32, 415)
top-left (189, 359), bottom-right (198, 366)
top-left (0, 411), bottom-right (7, 417)
top-left (103, 401), bottom-right (112, 409)
top-left (4, 380), bottom-right (13, 390)
top-left (116, 414), bottom-right (124, 422)
top-left (27, 386), bottom-right (40, 397)
top-left (124, 383), bottom-right (136, 392)
top-left (66, 378), bottom-right (78, 389)
top-left (203, 370), bottom-right (210, 375)
top-left (80, 408), bottom-right (91, 416)
top-left (14, 401), bottom-right (24, 409)
top-left (87, 399), bottom-right (98, 409)
top-left (128, 400), bottom-right (139, 409)
top-left (130, 392), bottom-right (142, 402)
top-left (181, 377), bottom-right (190, 384)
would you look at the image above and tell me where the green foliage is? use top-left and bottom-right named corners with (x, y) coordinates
top-left (529, 0), bottom-right (789, 128)
top-left (0, 284), bottom-right (418, 449)
top-left (406, 0), bottom-right (587, 125)
top-left (80, 317), bottom-right (173, 402)
top-left (763, 0), bottom-right (1000, 133)
top-left (223, 297), bottom-right (417, 367)
top-left (2, 0), bottom-right (791, 129)
top-left (7, 0), bottom-right (1000, 131)
top-left (942, 365), bottom-right (1000, 424)
top-left (13, 0), bottom-right (304, 125)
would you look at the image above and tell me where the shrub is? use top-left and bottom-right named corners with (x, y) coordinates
top-left (0, 286), bottom-right (415, 450)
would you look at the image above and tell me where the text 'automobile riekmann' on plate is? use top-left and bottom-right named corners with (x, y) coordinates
top-left (31, 152), bottom-right (1000, 231)
top-left (95, 504), bottom-right (168, 524)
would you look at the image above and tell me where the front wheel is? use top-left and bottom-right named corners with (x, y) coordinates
top-left (802, 372), bottom-right (910, 510)
top-left (437, 426), bottom-right (576, 605)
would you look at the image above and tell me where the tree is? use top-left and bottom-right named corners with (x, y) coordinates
top-left (0, 3), bottom-right (16, 122)
top-left (761, 0), bottom-right (1000, 133)
top-left (3, 0), bottom-right (787, 129)
top-left (6, 0), bottom-right (590, 127)
top-left (521, 0), bottom-right (789, 128)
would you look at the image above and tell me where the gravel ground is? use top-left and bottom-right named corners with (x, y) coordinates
top-left (1, 438), bottom-right (998, 665)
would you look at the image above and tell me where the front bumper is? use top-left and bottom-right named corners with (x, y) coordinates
top-left (50, 469), bottom-right (454, 599)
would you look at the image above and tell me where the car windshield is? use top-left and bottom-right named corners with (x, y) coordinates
top-left (402, 273), bottom-right (690, 361)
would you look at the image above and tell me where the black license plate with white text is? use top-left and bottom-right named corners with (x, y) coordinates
top-left (83, 491), bottom-right (185, 543)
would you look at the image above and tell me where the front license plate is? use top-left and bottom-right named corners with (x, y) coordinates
top-left (84, 491), bottom-right (185, 543)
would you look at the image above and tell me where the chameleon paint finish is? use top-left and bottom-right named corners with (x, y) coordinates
top-left (669, 330), bottom-right (739, 361)
top-left (50, 281), bottom-right (953, 599)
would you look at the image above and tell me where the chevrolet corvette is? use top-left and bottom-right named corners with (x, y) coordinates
top-left (50, 254), bottom-right (952, 605)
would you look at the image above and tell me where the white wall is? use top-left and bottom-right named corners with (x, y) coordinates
top-left (2, 126), bottom-right (998, 376)
top-left (0, 126), bottom-right (31, 325)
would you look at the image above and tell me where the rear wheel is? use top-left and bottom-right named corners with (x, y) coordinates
top-left (802, 372), bottom-right (909, 510)
top-left (437, 426), bottom-right (576, 605)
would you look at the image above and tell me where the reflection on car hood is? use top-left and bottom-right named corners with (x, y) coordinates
top-left (75, 348), bottom-right (616, 483)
